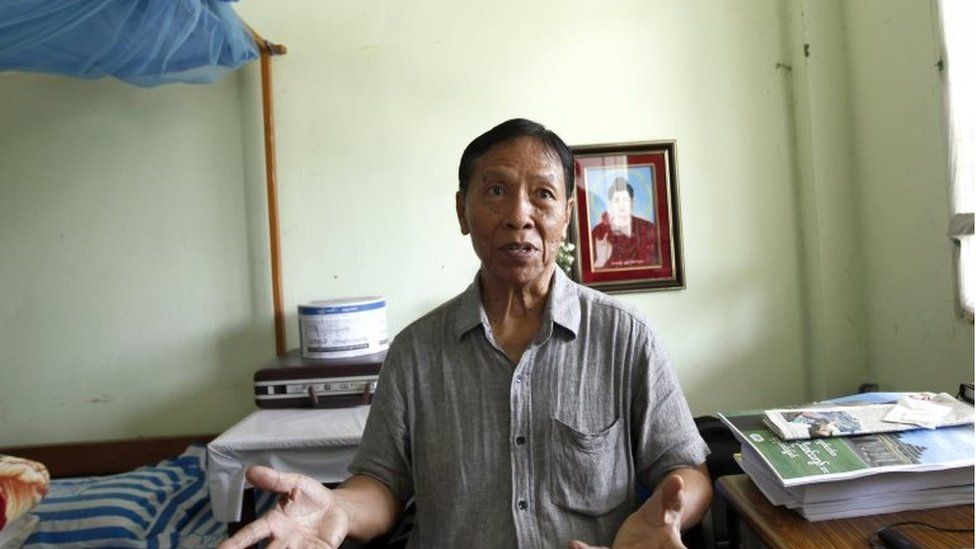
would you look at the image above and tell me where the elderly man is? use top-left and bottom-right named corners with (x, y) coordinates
top-left (220, 119), bottom-right (710, 549)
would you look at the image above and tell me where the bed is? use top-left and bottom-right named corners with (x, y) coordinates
top-left (0, 436), bottom-right (276, 548)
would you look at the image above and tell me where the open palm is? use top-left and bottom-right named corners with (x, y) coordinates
top-left (218, 466), bottom-right (350, 549)
top-left (570, 475), bottom-right (687, 549)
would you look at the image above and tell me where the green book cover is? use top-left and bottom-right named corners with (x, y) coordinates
top-left (719, 393), bottom-right (975, 487)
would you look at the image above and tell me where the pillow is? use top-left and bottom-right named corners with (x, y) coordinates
top-left (0, 454), bottom-right (50, 547)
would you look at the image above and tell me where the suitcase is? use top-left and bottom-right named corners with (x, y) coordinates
top-left (253, 348), bottom-right (386, 409)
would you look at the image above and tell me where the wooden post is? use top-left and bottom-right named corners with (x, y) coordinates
top-left (251, 31), bottom-right (288, 356)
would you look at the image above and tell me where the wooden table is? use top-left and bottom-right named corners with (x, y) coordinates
top-left (716, 474), bottom-right (974, 548)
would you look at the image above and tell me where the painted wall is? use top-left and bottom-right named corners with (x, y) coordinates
top-left (1, 0), bottom-right (967, 447)
top-left (784, 0), bottom-right (869, 400)
top-left (232, 0), bottom-right (809, 416)
top-left (844, 1), bottom-right (973, 391)
top-left (0, 75), bottom-right (269, 445)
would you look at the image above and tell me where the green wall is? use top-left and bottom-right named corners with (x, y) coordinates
top-left (0, 0), bottom-right (969, 447)
top-left (844, 1), bottom-right (973, 390)
top-left (784, 0), bottom-right (869, 399)
top-left (232, 0), bottom-right (810, 415)
top-left (0, 75), bottom-right (270, 444)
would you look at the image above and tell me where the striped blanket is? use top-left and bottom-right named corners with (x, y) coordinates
top-left (25, 445), bottom-right (275, 548)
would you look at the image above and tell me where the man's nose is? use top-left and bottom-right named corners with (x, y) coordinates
top-left (504, 193), bottom-right (534, 229)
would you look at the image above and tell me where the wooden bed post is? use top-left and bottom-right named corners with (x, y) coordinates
top-left (249, 29), bottom-right (288, 356)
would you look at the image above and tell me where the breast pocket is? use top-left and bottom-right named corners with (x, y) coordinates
top-left (549, 416), bottom-right (629, 516)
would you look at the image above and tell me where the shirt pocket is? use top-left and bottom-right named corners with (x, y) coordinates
top-left (549, 416), bottom-right (629, 516)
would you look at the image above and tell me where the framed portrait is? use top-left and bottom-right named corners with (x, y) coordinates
top-left (568, 141), bottom-right (684, 292)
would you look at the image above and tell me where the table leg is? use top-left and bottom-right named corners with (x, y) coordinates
top-left (718, 489), bottom-right (741, 549)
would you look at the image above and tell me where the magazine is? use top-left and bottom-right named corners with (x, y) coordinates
top-left (796, 488), bottom-right (974, 521)
top-left (739, 450), bottom-right (974, 520)
top-left (717, 393), bottom-right (976, 487)
top-left (763, 392), bottom-right (975, 440)
top-left (736, 445), bottom-right (975, 506)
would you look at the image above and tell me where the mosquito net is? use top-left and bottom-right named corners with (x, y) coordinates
top-left (0, 0), bottom-right (258, 87)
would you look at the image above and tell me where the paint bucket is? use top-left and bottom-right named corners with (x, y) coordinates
top-left (298, 296), bottom-right (389, 359)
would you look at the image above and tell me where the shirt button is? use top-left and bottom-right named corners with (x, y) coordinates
top-left (515, 436), bottom-right (526, 446)
top-left (517, 500), bottom-right (528, 510)
top-left (516, 375), bottom-right (524, 383)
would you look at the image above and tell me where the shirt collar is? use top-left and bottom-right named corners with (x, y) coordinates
top-left (548, 267), bottom-right (581, 338)
top-left (453, 268), bottom-right (580, 341)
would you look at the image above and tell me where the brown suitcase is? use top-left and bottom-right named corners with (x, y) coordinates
top-left (253, 349), bottom-right (386, 409)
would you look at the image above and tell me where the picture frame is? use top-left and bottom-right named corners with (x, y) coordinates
top-left (567, 140), bottom-right (684, 293)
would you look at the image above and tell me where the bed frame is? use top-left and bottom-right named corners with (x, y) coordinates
top-left (0, 435), bottom-right (215, 478)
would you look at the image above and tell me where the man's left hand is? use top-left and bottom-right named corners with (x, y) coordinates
top-left (570, 465), bottom-right (710, 549)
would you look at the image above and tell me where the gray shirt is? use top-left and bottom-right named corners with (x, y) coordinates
top-left (349, 269), bottom-right (708, 548)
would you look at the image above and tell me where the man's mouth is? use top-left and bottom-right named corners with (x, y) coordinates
top-left (501, 241), bottom-right (537, 251)
top-left (499, 241), bottom-right (539, 257)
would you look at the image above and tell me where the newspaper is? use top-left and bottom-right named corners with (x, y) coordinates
top-left (762, 392), bottom-right (975, 440)
top-left (718, 393), bottom-right (976, 487)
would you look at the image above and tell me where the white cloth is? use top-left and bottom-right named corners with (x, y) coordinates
top-left (207, 407), bottom-right (370, 522)
top-left (0, 513), bottom-right (38, 548)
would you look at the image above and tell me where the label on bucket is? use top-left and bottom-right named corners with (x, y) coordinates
top-left (298, 297), bottom-right (389, 359)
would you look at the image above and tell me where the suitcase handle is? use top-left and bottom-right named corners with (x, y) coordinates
top-left (307, 381), bottom-right (377, 408)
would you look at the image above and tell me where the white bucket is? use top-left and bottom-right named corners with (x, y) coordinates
top-left (298, 296), bottom-right (389, 359)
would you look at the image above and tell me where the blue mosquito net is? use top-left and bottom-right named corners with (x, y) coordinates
top-left (0, 0), bottom-right (259, 87)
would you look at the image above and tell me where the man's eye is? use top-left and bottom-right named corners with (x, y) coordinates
top-left (538, 188), bottom-right (556, 199)
top-left (487, 186), bottom-right (504, 197)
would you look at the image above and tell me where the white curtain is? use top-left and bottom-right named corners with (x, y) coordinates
top-left (940, 0), bottom-right (975, 317)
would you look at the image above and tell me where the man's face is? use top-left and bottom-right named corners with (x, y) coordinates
top-left (456, 137), bottom-right (573, 288)
top-left (609, 190), bottom-right (632, 227)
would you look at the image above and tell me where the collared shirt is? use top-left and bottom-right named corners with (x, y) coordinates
top-left (348, 268), bottom-right (708, 548)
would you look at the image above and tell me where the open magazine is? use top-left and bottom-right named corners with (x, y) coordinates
top-left (763, 392), bottom-right (975, 440)
top-left (718, 392), bottom-right (976, 487)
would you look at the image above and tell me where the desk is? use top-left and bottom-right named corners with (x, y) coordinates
top-left (206, 406), bottom-right (370, 523)
top-left (716, 474), bottom-right (974, 548)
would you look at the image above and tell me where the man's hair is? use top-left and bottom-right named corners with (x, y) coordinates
top-left (458, 118), bottom-right (575, 197)
top-left (608, 177), bottom-right (634, 199)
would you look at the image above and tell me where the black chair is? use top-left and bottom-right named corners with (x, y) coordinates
top-left (690, 415), bottom-right (744, 549)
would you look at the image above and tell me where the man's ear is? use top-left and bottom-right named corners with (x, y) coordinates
top-left (456, 191), bottom-right (470, 235)
top-left (562, 195), bottom-right (575, 239)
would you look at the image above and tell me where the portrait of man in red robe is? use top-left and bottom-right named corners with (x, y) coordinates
top-left (590, 177), bottom-right (660, 270)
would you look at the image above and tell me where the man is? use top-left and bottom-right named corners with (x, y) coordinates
top-left (591, 177), bottom-right (660, 270)
top-left (220, 119), bottom-right (710, 549)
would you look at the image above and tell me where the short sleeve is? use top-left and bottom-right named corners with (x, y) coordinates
top-left (347, 337), bottom-right (414, 505)
top-left (632, 328), bottom-right (710, 490)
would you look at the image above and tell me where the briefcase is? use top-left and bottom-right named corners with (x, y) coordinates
top-left (253, 349), bottom-right (386, 409)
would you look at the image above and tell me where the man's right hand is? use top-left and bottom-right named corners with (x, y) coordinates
top-left (218, 466), bottom-right (351, 549)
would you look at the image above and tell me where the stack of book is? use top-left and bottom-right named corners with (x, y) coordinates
top-left (718, 392), bottom-right (975, 521)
